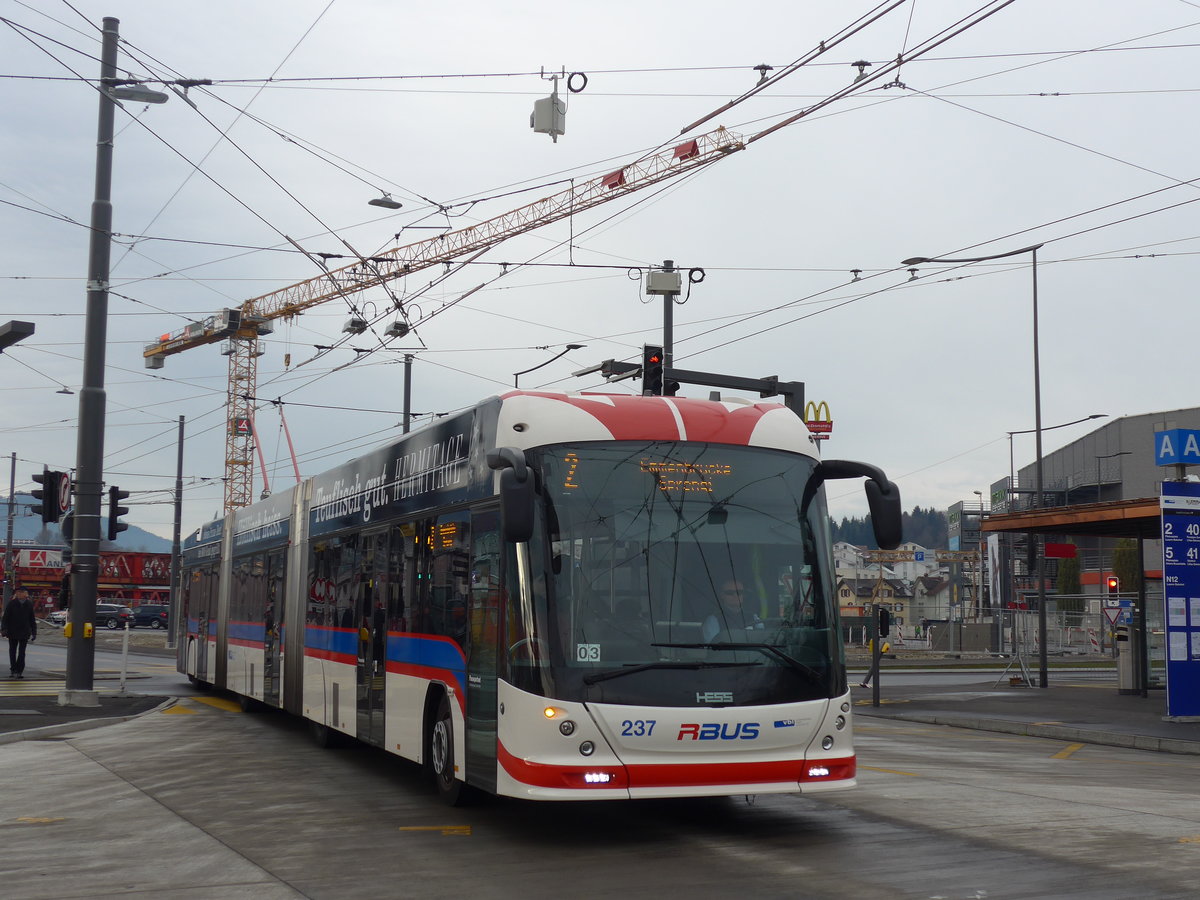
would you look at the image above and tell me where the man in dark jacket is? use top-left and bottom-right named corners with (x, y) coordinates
top-left (1, 586), bottom-right (37, 678)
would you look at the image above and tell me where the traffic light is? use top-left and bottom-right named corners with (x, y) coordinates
top-left (642, 344), bottom-right (664, 396)
top-left (1106, 575), bottom-right (1120, 594)
top-left (107, 485), bottom-right (130, 541)
top-left (878, 607), bottom-right (892, 638)
top-left (31, 467), bottom-right (60, 524)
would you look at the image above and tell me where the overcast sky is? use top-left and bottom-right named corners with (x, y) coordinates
top-left (2, 0), bottom-right (1197, 541)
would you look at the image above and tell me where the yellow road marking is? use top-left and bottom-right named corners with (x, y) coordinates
top-left (1051, 742), bottom-right (1085, 759)
top-left (859, 765), bottom-right (922, 777)
top-left (1178, 835), bottom-right (1200, 844)
top-left (161, 704), bottom-right (197, 715)
top-left (190, 696), bottom-right (242, 712)
top-left (398, 825), bottom-right (472, 836)
top-left (854, 698), bottom-right (910, 706)
top-left (13, 817), bottom-right (67, 825)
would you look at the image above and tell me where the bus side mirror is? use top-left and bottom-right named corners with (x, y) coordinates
top-left (488, 447), bottom-right (534, 543)
top-left (865, 476), bottom-right (902, 550)
top-left (814, 460), bottom-right (903, 550)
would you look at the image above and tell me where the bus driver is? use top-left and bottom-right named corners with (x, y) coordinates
top-left (702, 579), bottom-right (764, 642)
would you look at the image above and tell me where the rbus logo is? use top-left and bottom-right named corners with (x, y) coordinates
top-left (677, 723), bottom-right (760, 741)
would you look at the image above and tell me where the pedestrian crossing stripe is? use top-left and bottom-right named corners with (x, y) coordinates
top-left (0, 680), bottom-right (132, 699)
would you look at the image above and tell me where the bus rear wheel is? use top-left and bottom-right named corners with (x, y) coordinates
top-left (429, 693), bottom-right (466, 805)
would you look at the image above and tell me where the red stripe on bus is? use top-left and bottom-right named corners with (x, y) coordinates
top-left (385, 661), bottom-right (466, 713)
top-left (497, 742), bottom-right (630, 790)
top-left (303, 647), bottom-right (357, 666)
top-left (498, 741), bottom-right (855, 790)
top-left (625, 755), bottom-right (855, 788)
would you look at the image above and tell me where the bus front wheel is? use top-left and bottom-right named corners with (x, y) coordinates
top-left (428, 693), bottom-right (466, 806)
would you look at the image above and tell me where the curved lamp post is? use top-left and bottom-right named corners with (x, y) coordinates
top-left (513, 344), bottom-right (585, 388)
top-left (901, 244), bottom-right (1058, 685)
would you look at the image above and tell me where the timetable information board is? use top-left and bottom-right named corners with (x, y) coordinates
top-left (1161, 481), bottom-right (1200, 717)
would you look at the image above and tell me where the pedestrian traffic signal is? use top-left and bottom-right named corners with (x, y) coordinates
top-left (1106, 575), bottom-right (1120, 594)
top-left (31, 467), bottom-right (60, 524)
top-left (642, 344), bottom-right (664, 396)
top-left (878, 606), bottom-right (892, 637)
top-left (107, 485), bottom-right (130, 541)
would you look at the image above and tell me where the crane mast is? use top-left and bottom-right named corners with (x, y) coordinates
top-left (145, 127), bottom-right (744, 510)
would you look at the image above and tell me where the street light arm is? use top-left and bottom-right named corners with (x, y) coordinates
top-left (1007, 413), bottom-right (1105, 438)
top-left (901, 243), bottom-right (1044, 267)
top-left (513, 344), bottom-right (586, 386)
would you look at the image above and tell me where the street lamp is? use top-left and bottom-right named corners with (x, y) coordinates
top-left (902, 243), bottom-right (1055, 684)
top-left (1007, 414), bottom-right (1107, 491)
top-left (64, 18), bottom-right (168, 707)
top-left (513, 344), bottom-right (585, 387)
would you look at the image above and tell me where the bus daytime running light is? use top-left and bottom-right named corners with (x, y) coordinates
top-left (583, 772), bottom-right (613, 784)
top-left (807, 765), bottom-right (831, 778)
top-left (821, 735), bottom-right (835, 751)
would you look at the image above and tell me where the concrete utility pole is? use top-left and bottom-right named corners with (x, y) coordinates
top-left (63, 17), bottom-right (123, 706)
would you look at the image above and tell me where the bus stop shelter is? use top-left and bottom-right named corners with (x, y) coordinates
top-left (981, 497), bottom-right (1161, 694)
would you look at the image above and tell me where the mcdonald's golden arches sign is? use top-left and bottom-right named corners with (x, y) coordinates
top-left (803, 400), bottom-right (833, 440)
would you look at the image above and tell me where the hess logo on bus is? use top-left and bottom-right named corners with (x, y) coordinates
top-left (677, 722), bottom-right (760, 741)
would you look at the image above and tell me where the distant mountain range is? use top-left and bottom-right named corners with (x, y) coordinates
top-left (1, 493), bottom-right (172, 553)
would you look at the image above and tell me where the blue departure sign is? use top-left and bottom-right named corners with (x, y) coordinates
top-left (1155, 428), bottom-right (1200, 467)
top-left (1161, 481), bottom-right (1200, 718)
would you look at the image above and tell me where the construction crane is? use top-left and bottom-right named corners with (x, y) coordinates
top-left (142, 0), bottom-right (1016, 512)
top-left (145, 127), bottom-right (744, 510)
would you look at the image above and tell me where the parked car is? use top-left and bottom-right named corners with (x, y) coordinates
top-left (95, 603), bottom-right (135, 630)
top-left (132, 604), bottom-right (169, 629)
top-left (47, 609), bottom-right (68, 626)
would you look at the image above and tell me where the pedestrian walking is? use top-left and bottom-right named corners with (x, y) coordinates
top-left (859, 637), bottom-right (890, 688)
top-left (1, 586), bottom-right (38, 679)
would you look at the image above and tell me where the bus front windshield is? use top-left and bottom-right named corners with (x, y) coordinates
top-left (518, 442), bottom-right (841, 707)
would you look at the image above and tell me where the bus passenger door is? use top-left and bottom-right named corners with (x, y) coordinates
top-left (263, 548), bottom-right (285, 708)
top-left (356, 529), bottom-right (388, 747)
top-left (465, 510), bottom-right (501, 793)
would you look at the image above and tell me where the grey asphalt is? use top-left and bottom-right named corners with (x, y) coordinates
top-left (3, 649), bottom-right (1199, 755)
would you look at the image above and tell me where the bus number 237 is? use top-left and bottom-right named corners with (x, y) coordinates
top-left (621, 719), bottom-right (656, 737)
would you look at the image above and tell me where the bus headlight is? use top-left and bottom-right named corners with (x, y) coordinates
top-left (821, 735), bottom-right (835, 751)
top-left (834, 715), bottom-right (846, 731)
top-left (559, 720), bottom-right (576, 736)
top-left (579, 741), bottom-right (595, 756)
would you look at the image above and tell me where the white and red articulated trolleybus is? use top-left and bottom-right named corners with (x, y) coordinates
top-left (179, 389), bottom-right (901, 803)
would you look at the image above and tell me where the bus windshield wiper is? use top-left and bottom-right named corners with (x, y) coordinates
top-left (583, 659), bottom-right (760, 685)
top-left (651, 642), bottom-right (823, 683)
